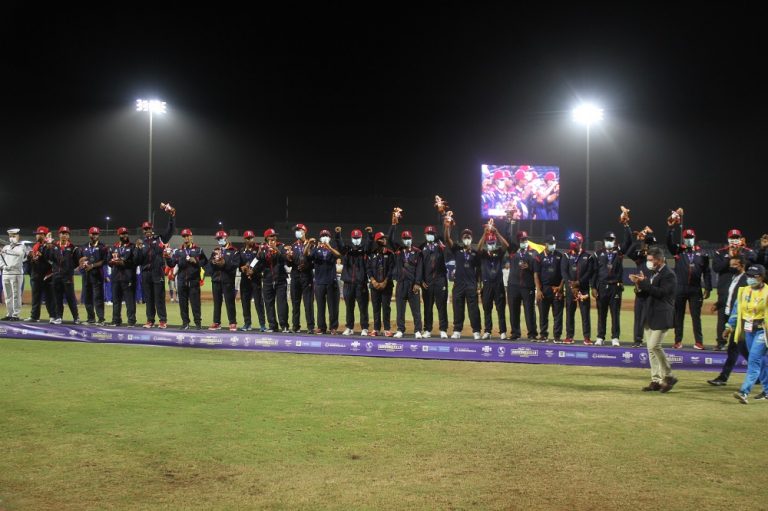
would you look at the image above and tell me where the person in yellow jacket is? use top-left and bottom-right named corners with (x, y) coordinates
top-left (724, 264), bottom-right (768, 404)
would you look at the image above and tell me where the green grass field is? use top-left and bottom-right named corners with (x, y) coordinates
top-left (2, 281), bottom-right (760, 510)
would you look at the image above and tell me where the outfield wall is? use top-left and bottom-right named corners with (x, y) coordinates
top-left (0, 322), bottom-right (743, 372)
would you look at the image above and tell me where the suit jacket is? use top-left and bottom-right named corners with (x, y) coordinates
top-left (725, 273), bottom-right (749, 314)
top-left (638, 264), bottom-right (676, 330)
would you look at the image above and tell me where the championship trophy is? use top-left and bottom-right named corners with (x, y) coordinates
top-left (619, 205), bottom-right (630, 226)
top-left (434, 195), bottom-right (449, 214)
top-left (392, 207), bottom-right (403, 225)
top-left (667, 207), bottom-right (684, 226)
top-left (159, 202), bottom-right (176, 216)
top-left (444, 210), bottom-right (455, 227)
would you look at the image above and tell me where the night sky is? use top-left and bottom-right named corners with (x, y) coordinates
top-left (1, 4), bottom-right (764, 243)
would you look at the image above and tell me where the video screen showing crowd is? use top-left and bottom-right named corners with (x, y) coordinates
top-left (481, 164), bottom-right (560, 221)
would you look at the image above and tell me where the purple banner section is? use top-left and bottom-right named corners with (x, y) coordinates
top-left (0, 322), bottom-right (744, 372)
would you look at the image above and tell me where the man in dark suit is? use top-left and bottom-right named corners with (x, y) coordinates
top-left (630, 247), bottom-right (679, 393)
top-left (707, 255), bottom-right (750, 385)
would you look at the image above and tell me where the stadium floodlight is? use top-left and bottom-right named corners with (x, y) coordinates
top-left (136, 99), bottom-right (167, 222)
top-left (105, 216), bottom-right (111, 232)
top-left (572, 102), bottom-right (604, 246)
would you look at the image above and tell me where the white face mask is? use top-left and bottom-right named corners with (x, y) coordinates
top-left (728, 238), bottom-right (740, 246)
top-left (9, 236), bottom-right (19, 244)
top-left (604, 240), bottom-right (615, 250)
top-left (217, 238), bottom-right (227, 246)
top-left (352, 238), bottom-right (362, 246)
top-left (403, 239), bottom-right (412, 247)
top-left (519, 241), bottom-right (529, 250)
top-left (295, 231), bottom-right (304, 240)
top-left (426, 234), bottom-right (435, 243)
top-left (546, 244), bottom-right (556, 252)
top-left (646, 261), bottom-right (655, 270)
top-left (487, 243), bottom-right (496, 251)
top-left (684, 239), bottom-right (695, 248)
top-left (320, 236), bottom-right (330, 245)
top-left (462, 238), bottom-right (472, 247)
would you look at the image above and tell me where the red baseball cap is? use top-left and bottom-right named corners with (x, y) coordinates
top-left (117, 227), bottom-right (129, 235)
top-left (374, 232), bottom-right (386, 241)
top-left (58, 226), bottom-right (70, 234)
top-left (514, 169), bottom-right (527, 181)
top-left (215, 230), bottom-right (228, 239)
top-left (243, 230), bottom-right (255, 239)
top-left (351, 229), bottom-right (363, 238)
top-left (88, 227), bottom-right (100, 235)
top-left (683, 229), bottom-right (696, 238)
top-left (141, 221), bottom-right (153, 229)
top-left (35, 226), bottom-right (49, 235)
top-left (544, 171), bottom-right (556, 181)
top-left (492, 170), bottom-right (511, 180)
top-left (180, 228), bottom-right (193, 236)
top-left (263, 228), bottom-right (276, 238)
top-left (569, 232), bottom-right (583, 243)
top-left (401, 230), bottom-right (412, 239)
top-left (517, 230), bottom-right (529, 240)
top-left (424, 226), bottom-right (437, 234)
top-left (293, 223), bottom-right (307, 232)
top-left (319, 229), bottom-right (331, 237)
top-left (727, 229), bottom-right (742, 239)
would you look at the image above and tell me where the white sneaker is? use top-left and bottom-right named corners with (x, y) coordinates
top-left (360, 329), bottom-right (369, 336)
top-left (422, 331), bottom-right (431, 338)
top-left (611, 338), bottom-right (620, 347)
top-left (440, 331), bottom-right (448, 339)
top-left (415, 331), bottom-right (423, 339)
top-left (451, 332), bottom-right (461, 339)
top-left (473, 332), bottom-right (481, 340)
top-left (342, 328), bottom-right (353, 336)
top-left (594, 338), bottom-right (604, 346)
top-left (393, 331), bottom-right (403, 338)
top-left (52, 318), bottom-right (62, 325)
top-left (500, 333), bottom-right (508, 340)
top-left (482, 332), bottom-right (491, 340)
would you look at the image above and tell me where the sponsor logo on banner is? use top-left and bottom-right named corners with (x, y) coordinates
top-left (545, 349), bottom-right (555, 358)
top-left (0, 327), bottom-right (7, 335)
top-left (296, 340), bottom-right (303, 347)
top-left (668, 354), bottom-right (683, 364)
top-left (91, 332), bottom-right (112, 341)
top-left (243, 337), bottom-right (251, 347)
top-left (422, 345), bottom-right (450, 353)
top-left (151, 336), bottom-right (172, 342)
top-left (324, 342), bottom-right (347, 348)
top-left (365, 342), bottom-right (374, 352)
top-left (453, 347), bottom-right (479, 353)
top-left (198, 337), bottom-right (223, 346)
top-left (117, 333), bottom-right (125, 341)
top-left (284, 340), bottom-right (293, 347)
top-left (497, 346), bottom-right (506, 357)
top-left (229, 336), bottom-right (239, 346)
top-left (409, 344), bottom-right (420, 352)
top-left (591, 353), bottom-right (617, 360)
top-left (558, 351), bottom-right (589, 359)
top-left (350, 340), bottom-right (361, 351)
top-left (705, 357), bottom-right (713, 365)
top-left (622, 351), bottom-right (633, 363)
top-left (481, 345), bottom-right (492, 357)
top-left (639, 352), bottom-right (648, 364)
top-left (69, 330), bottom-right (78, 337)
top-left (509, 348), bottom-right (538, 358)
top-left (254, 339), bottom-right (279, 347)
top-left (377, 342), bottom-right (403, 352)
top-left (690, 356), bottom-right (701, 365)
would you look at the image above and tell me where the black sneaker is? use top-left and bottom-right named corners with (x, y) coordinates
top-left (631, 342), bottom-right (644, 348)
top-left (707, 378), bottom-right (727, 386)
top-left (754, 391), bottom-right (768, 400)
top-left (240, 324), bottom-right (253, 332)
top-left (181, 324), bottom-right (190, 330)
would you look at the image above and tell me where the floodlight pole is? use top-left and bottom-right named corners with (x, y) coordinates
top-left (585, 124), bottom-right (590, 247)
top-left (147, 110), bottom-right (154, 223)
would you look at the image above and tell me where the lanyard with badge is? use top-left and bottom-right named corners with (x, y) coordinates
top-left (743, 288), bottom-right (766, 332)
